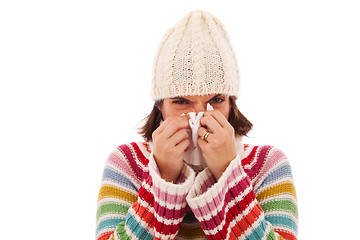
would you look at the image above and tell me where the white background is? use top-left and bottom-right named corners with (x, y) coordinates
top-left (1, 0), bottom-right (359, 239)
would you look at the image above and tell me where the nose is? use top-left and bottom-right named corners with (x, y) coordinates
top-left (193, 103), bottom-right (207, 113)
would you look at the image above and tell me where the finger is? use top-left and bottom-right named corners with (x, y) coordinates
top-left (169, 129), bottom-right (190, 148)
top-left (200, 114), bottom-right (223, 134)
top-left (197, 136), bottom-right (208, 152)
top-left (197, 127), bottom-right (213, 142)
top-left (174, 137), bottom-right (191, 153)
top-left (155, 116), bottom-right (190, 139)
top-left (203, 110), bottom-right (230, 129)
top-left (156, 114), bottom-right (189, 134)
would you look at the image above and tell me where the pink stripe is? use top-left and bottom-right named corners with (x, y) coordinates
top-left (191, 171), bottom-right (250, 219)
top-left (193, 177), bottom-right (255, 233)
top-left (151, 183), bottom-right (188, 205)
top-left (199, 172), bottom-right (216, 195)
top-left (257, 148), bottom-right (286, 183)
top-left (176, 172), bottom-right (186, 184)
top-left (108, 151), bottom-right (138, 183)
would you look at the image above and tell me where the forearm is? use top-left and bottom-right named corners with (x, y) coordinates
top-left (186, 154), bottom-right (297, 239)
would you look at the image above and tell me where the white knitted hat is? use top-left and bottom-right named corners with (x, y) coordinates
top-left (151, 10), bottom-right (240, 100)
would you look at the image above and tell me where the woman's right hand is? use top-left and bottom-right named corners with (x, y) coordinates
top-left (152, 116), bottom-right (190, 183)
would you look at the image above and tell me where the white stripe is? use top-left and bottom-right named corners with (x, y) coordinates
top-left (187, 170), bottom-right (248, 210)
top-left (137, 198), bottom-right (185, 226)
top-left (141, 181), bottom-right (188, 209)
top-left (97, 214), bottom-right (125, 226)
top-left (201, 200), bottom-right (259, 236)
top-left (97, 197), bottom-right (132, 206)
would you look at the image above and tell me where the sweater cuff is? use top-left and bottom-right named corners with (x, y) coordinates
top-left (148, 153), bottom-right (195, 195)
top-left (186, 155), bottom-right (256, 237)
top-left (186, 155), bottom-right (247, 206)
top-left (147, 153), bottom-right (195, 237)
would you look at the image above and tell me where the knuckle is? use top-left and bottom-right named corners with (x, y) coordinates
top-left (181, 129), bottom-right (189, 138)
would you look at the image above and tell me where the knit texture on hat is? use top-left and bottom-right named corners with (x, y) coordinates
top-left (151, 10), bottom-right (240, 100)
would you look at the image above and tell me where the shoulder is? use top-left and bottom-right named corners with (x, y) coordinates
top-left (107, 142), bottom-right (152, 180)
top-left (240, 144), bottom-right (291, 187)
top-left (115, 142), bottom-right (151, 163)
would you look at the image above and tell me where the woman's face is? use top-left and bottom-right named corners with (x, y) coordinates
top-left (160, 94), bottom-right (231, 120)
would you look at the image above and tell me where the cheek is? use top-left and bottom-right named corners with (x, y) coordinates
top-left (161, 106), bottom-right (186, 120)
top-left (214, 103), bottom-right (231, 120)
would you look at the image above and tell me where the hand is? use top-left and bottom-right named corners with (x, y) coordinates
top-left (197, 110), bottom-right (236, 181)
top-left (152, 116), bottom-right (190, 182)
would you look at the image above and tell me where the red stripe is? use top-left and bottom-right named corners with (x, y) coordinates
top-left (118, 144), bottom-right (144, 180)
top-left (154, 219), bottom-right (183, 236)
top-left (153, 201), bottom-right (187, 221)
top-left (97, 231), bottom-right (113, 240)
top-left (276, 229), bottom-right (297, 240)
top-left (228, 203), bottom-right (263, 238)
top-left (139, 186), bottom-right (154, 206)
top-left (244, 146), bottom-right (271, 180)
top-left (131, 142), bottom-right (150, 166)
top-left (195, 175), bottom-right (255, 234)
top-left (241, 146), bottom-right (258, 166)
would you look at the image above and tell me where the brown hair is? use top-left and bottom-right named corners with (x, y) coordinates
top-left (139, 96), bottom-right (252, 142)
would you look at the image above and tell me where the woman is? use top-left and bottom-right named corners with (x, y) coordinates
top-left (96, 10), bottom-right (298, 240)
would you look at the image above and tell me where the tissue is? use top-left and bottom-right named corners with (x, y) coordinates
top-left (183, 103), bottom-right (214, 166)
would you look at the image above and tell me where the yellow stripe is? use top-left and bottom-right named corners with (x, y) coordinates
top-left (256, 182), bottom-right (296, 202)
top-left (98, 185), bottom-right (138, 204)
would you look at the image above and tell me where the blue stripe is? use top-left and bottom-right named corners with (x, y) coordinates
top-left (96, 217), bottom-right (124, 235)
top-left (102, 167), bottom-right (139, 191)
top-left (261, 164), bottom-right (293, 186)
top-left (265, 215), bottom-right (297, 233)
top-left (126, 213), bottom-right (153, 240)
top-left (245, 220), bottom-right (269, 240)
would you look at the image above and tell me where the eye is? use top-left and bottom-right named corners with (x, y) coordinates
top-left (172, 99), bottom-right (189, 105)
top-left (210, 97), bottom-right (225, 104)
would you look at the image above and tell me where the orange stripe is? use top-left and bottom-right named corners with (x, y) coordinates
top-left (228, 203), bottom-right (263, 239)
top-left (132, 202), bottom-right (154, 227)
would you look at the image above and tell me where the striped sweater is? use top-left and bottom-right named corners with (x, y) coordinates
top-left (96, 141), bottom-right (297, 240)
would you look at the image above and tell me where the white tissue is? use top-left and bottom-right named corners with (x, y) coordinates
top-left (183, 103), bottom-right (214, 166)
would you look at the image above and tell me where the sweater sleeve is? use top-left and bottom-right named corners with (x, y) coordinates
top-left (186, 147), bottom-right (298, 240)
top-left (95, 144), bottom-right (195, 240)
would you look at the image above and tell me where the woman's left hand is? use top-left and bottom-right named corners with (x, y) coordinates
top-left (197, 110), bottom-right (237, 181)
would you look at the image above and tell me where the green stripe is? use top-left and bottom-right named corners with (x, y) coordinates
top-left (260, 199), bottom-right (298, 218)
top-left (266, 228), bottom-right (277, 240)
top-left (97, 202), bottom-right (130, 220)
